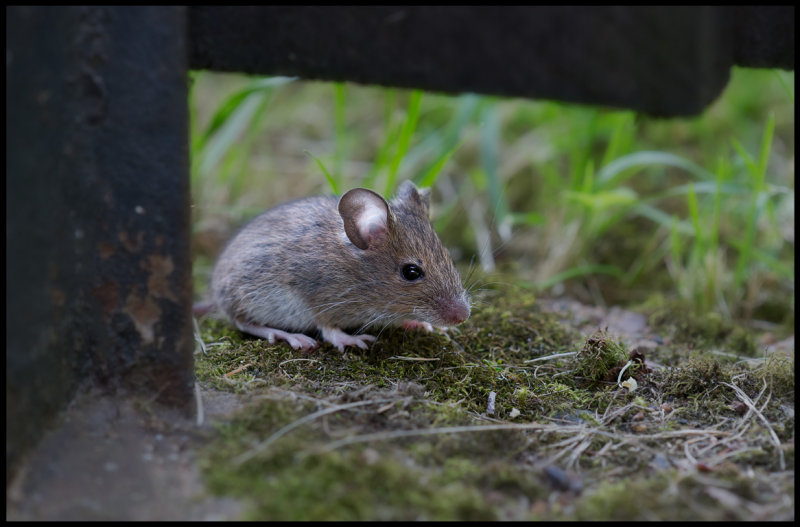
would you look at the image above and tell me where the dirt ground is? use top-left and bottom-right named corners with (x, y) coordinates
top-left (6, 388), bottom-right (245, 520)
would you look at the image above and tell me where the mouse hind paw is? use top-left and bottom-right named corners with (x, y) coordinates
top-left (235, 320), bottom-right (319, 350)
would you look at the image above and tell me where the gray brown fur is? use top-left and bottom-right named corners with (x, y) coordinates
top-left (210, 181), bottom-right (470, 335)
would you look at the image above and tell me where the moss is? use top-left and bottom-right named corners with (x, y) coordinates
top-left (752, 295), bottom-right (796, 332)
top-left (571, 329), bottom-right (628, 386)
top-left (195, 284), bottom-right (587, 423)
top-left (461, 284), bottom-right (578, 355)
top-left (661, 356), bottom-right (729, 398)
top-left (646, 300), bottom-right (757, 356)
top-left (573, 477), bottom-right (669, 520)
top-left (237, 449), bottom-right (494, 521)
top-left (753, 353), bottom-right (795, 397)
top-left (570, 470), bottom-right (763, 521)
top-left (193, 281), bottom-right (794, 521)
top-left (200, 397), bottom-right (547, 520)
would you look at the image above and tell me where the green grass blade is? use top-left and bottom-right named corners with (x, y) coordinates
top-left (622, 228), bottom-right (671, 286)
top-left (199, 76), bottom-right (296, 150)
top-left (509, 211), bottom-right (545, 226)
top-left (597, 151), bottom-right (715, 188)
top-left (581, 159), bottom-right (595, 194)
top-left (669, 217), bottom-right (684, 278)
top-left (198, 94), bottom-right (264, 181)
top-left (413, 93), bottom-right (480, 189)
top-left (194, 76), bottom-right (296, 186)
top-left (399, 130), bottom-right (445, 177)
top-left (733, 114), bottom-right (775, 289)
top-left (710, 156), bottom-right (730, 257)
top-left (644, 181), bottom-right (748, 202)
top-left (756, 113), bottom-right (775, 190)
top-left (567, 110), bottom-right (597, 191)
top-left (774, 70), bottom-right (795, 103)
top-left (418, 136), bottom-right (467, 188)
top-left (632, 203), bottom-right (694, 235)
top-left (447, 94), bottom-right (481, 144)
top-left (728, 238), bottom-right (794, 280)
top-left (686, 182), bottom-right (703, 251)
top-left (334, 83), bottom-right (347, 183)
top-left (188, 71), bottom-right (204, 188)
top-left (229, 92), bottom-right (272, 201)
top-left (305, 150), bottom-right (340, 194)
top-left (363, 89), bottom-right (399, 188)
top-left (564, 187), bottom-right (637, 210)
top-left (188, 71), bottom-right (202, 151)
top-left (480, 105), bottom-right (510, 230)
top-left (530, 264), bottom-right (624, 290)
top-left (385, 90), bottom-right (423, 194)
top-left (731, 139), bottom-right (758, 178)
top-left (600, 112), bottom-right (635, 168)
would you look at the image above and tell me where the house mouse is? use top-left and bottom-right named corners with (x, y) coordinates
top-left (203, 180), bottom-right (470, 351)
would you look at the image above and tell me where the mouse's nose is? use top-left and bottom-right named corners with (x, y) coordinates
top-left (438, 295), bottom-right (470, 325)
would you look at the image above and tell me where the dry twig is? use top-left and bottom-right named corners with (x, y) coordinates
top-left (722, 380), bottom-right (785, 470)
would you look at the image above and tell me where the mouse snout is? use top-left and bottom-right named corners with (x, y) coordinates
top-left (436, 295), bottom-right (470, 325)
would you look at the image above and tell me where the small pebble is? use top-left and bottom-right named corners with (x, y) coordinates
top-left (731, 401), bottom-right (748, 415)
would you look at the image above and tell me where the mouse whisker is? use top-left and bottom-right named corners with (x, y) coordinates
top-left (354, 313), bottom-right (384, 335)
top-left (352, 312), bottom-right (393, 338)
top-left (372, 313), bottom-right (404, 340)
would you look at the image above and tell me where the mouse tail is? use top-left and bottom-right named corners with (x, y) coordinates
top-left (192, 301), bottom-right (216, 316)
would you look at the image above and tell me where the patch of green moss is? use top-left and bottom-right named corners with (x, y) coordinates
top-left (239, 449), bottom-right (494, 520)
top-left (193, 281), bottom-right (793, 520)
top-left (571, 329), bottom-right (628, 386)
top-left (462, 284), bottom-right (578, 356)
top-left (654, 353), bottom-right (794, 439)
top-left (200, 397), bottom-right (547, 520)
top-left (196, 284), bottom-right (585, 422)
top-left (566, 469), bottom-right (777, 521)
top-left (751, 294), bottom-right (796, 333)
top-left (645, 299), bottom-right (757, 356)
top-left (194, 318), bottom-right (304, 392)
top-left (661, 356), bottom-right (729, 398)
top-left (753, 353), bottom-right (795, 397)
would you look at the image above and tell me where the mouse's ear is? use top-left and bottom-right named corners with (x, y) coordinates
top-left (338, 188), bottom-right (390, 250)
top-left (395, 180), bottom-right (431, 218)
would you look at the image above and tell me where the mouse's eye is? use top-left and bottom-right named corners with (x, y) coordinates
top-left (401, 264), bottom-right (424, 281)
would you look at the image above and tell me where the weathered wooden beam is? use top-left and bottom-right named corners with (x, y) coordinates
top-left (188, 6), bottom-right (793, 117)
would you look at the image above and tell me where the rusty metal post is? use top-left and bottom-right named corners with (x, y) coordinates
top-left (7, 6), bottom-right (194, 473)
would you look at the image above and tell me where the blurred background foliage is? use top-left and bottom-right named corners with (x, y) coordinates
top-left (190, 68), bottom-right (794, 329)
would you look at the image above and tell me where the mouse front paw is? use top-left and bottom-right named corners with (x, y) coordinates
top-left (320, 326), bottom-right (376, 352)
top-left (401, 319), bottom-right (436, 332)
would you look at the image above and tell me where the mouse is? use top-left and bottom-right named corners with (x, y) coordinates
top-left (200, 180), bottom-right (470, 351)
